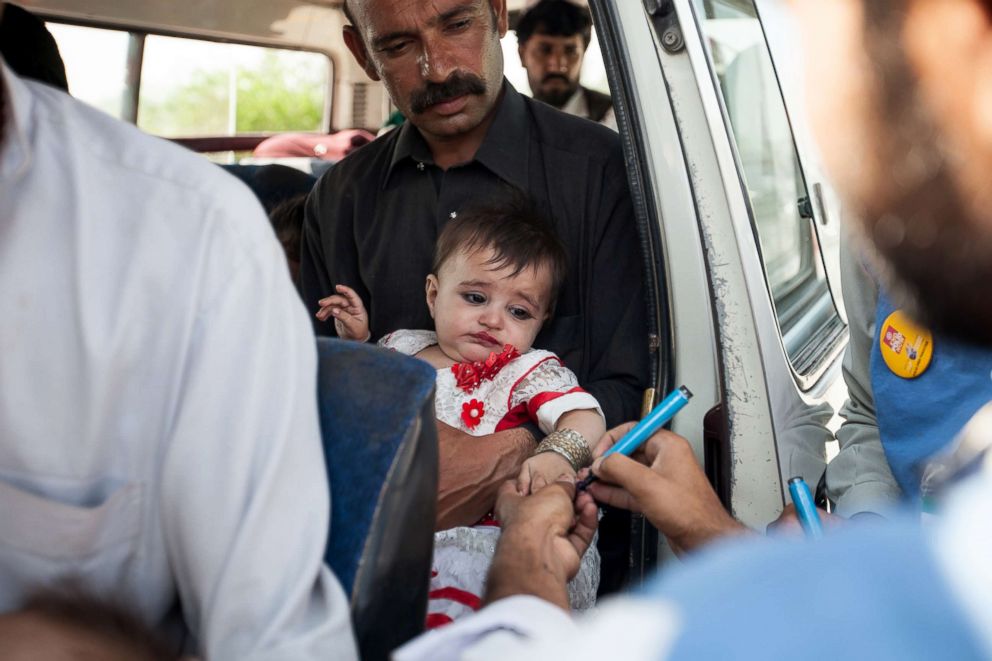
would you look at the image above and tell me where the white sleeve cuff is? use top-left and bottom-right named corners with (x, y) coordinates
top-left (392, 596), bottom-right (576, 661)
top-left (536, 393), bottom-right (604, 435)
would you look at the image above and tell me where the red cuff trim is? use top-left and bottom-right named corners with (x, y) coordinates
top-left (526, 386), bottom-right (587, 422)
top-left (428, 587), bottom-right (482, 610)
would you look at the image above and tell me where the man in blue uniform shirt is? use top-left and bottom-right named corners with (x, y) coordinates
top-left (825, 234), bottom-right (992, 516)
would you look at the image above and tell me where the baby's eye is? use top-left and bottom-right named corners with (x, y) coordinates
top-left (509, 307), bottom-right (533, 321)
top-left (462, 292), bottom-right (486, 305)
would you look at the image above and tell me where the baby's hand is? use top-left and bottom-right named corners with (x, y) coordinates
top-left (517, 452), bottom-right (576, 496)
top-left (316, 284), bottom-right (370, 341)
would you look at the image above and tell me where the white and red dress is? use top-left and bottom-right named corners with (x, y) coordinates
top-left (379, 330), bottom-right (604, 626)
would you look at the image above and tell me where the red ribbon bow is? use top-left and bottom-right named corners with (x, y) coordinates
top-left (451, 344), bottom-right (520, 393)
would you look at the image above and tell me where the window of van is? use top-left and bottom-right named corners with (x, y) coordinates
top-left (138, 36), bottom-right (329, 138)
top-left (47, 23), bottom-right (332, 142)
top-left (48, 23), bottom-right (130, 120)
top-left (692, 0), bottom-right (843, 379)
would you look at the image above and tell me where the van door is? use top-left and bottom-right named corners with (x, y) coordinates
top-left (591, 0), bottom-right (845, 572)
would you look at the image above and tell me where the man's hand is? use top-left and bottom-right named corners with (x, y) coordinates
top-left (516, 452), bottom-right (576, 496)
top-left (484, 480), bottom-right (599, 610)
top-left (315, 284), bottom-right (370, 341)
top-left (583, 424), bottom-right (750, 555)
top-left (768, 503), bottom-right (845, 536)
top-left (436, 422), bottom-right (534, 530)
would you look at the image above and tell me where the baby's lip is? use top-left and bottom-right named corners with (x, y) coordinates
top-left (472, 332), bottom-right (499, 347)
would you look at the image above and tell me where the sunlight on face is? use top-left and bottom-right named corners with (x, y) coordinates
top-left (350, 0), bottom-right (507, 141)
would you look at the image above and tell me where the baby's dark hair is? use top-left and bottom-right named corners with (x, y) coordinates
top-left (269, 194), bottom-right (306, 264)
top-left (432, 195), bottom-right (569, 311)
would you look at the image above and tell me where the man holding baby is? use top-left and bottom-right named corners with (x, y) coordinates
top-left (301, 0), bottom-right (649, 542)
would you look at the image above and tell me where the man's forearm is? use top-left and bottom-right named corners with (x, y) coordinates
top-left (483, 525), bottom-right (571, 611)
top-left (436, 426), bottom-right (534, 530)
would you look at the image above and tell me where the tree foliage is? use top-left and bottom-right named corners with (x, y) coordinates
top-left (138, 50), bottom-right (326, 136)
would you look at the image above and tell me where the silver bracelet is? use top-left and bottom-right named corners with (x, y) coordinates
top-left (533, 428), bottom-right (592, 472)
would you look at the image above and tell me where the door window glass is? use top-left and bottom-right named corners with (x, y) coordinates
top-left (47, 23), bottom-right (129, 120)
top-left (693, 0), bottom-right (839, 372)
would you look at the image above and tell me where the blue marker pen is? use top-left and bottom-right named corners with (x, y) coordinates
top-left (787, 476), bottom-right (823, 539)
top-left (577, 385), bottom-right (692, 491)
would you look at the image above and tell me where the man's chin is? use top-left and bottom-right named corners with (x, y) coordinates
top-left (536, 87), bottom-right (576, 109)
top-left (415, 115), bottom-right (474, 138)
top-left (412, 105), bottom-right (488, 139)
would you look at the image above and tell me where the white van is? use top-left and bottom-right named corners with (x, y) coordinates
top-left (22, 0), bottom-right (844, 592)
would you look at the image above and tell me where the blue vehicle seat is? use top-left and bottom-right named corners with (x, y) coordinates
top-left (315, 337), bottom-right (438, 660)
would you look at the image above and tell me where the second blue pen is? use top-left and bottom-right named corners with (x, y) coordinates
top-left (787, 476), bottom-right (824, 539)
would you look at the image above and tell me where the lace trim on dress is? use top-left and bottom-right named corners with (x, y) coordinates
top-left (378, 329), bottom-right (438, 356)
top-left (431, 526), bottom-right (600, 612)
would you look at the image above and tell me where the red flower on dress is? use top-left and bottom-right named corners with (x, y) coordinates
top-left (451, 344), bottom-right (521, 393)
top-left (461, 399), bottom-right (485, 430)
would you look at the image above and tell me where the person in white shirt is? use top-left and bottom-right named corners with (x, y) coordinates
top-left (516, 0), bottom-right (617, 130)
top-left (395, 0), bottom-right (992, 656)
top-left (0, 41), bottom-right (357, 661)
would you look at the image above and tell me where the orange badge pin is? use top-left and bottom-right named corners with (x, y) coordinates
top-left (879, 310), bottom-right (934, 379)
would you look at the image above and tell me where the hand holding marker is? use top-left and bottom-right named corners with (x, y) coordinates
top-left (577, 385), bottom-right (693, 491)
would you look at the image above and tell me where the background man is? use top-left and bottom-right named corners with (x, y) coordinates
top-left (0, 30), bottom-right (357, 658)
top-left (395, 0), bottom-right (992, 656)
top-left (516, 0), bottom-right (616, 129)
top-left (302, 0), bottom-right (648, 547)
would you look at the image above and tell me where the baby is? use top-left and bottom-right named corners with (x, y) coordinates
top-left (318, 197), bottom-right (605, 621)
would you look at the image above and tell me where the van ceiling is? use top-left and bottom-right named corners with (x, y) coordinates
top-left (21, 0), bottom-right (574, 50)
top-left (303, 0), bottom-right (548, 9)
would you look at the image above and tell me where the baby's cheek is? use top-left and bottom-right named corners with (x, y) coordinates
top-left (520, 323), bottom-right (544, 351)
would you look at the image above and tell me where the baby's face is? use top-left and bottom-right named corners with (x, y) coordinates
top-left (426, 247), bottom-right (553, 363)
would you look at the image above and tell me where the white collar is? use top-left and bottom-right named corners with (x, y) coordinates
top-left (0, 58), bottom-right (34, 181)
top-left (560, 86), bottom-right (587, 118)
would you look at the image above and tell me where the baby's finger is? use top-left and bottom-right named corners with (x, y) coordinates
top-left (516, 465), bottom-right (531, 496)
top-left (316, 305), bottom-right (339, 322)
top-left (335, 284), bottom-right (362, 307)
top-left (331, 308), bottom-right (354, 324)
top-left (323, 294), bottom-right (350, 306)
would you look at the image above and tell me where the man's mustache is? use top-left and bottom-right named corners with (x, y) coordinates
top-left (541, 73), bottom-right (570, 85)
top-left (409, 73), bottom-right (487, 115)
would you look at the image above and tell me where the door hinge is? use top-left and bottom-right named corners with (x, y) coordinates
top-left (643, 0), bottom-right (674, 17)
